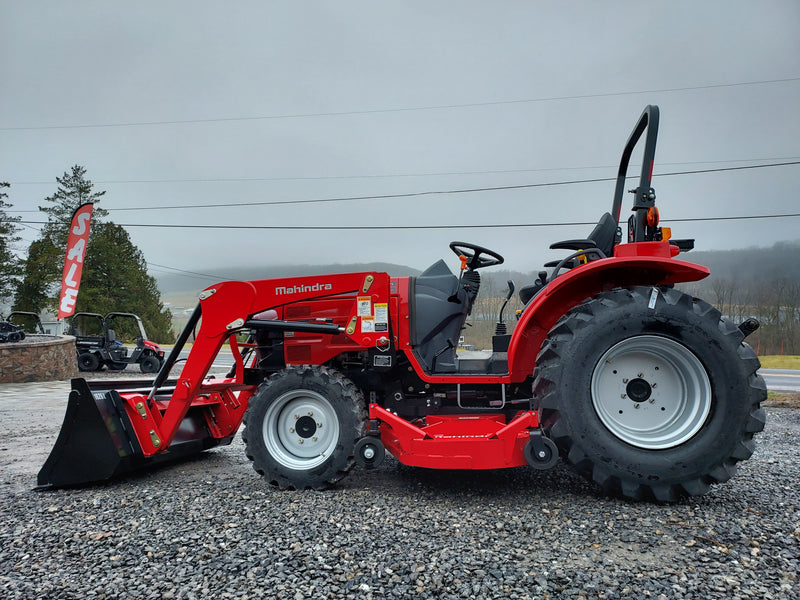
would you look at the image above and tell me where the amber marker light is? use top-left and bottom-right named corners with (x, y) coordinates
top-left (646, 206), bottom-right (660, 228)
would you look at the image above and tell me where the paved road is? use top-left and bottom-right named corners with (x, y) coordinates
top-left (165, 345), bottom-right (239, 373)
top-left (760, 368), bottom-right (800, 393)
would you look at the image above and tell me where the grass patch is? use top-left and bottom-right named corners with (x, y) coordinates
top-left (758, 355), bottom-right (800, 369)
top-left (765, 391), bottom-right (800, 408)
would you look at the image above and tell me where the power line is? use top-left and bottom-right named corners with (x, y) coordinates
top-left (3, 77), bottom-right (798, 132)
top-left (146, 266), bottom-right (218, 281)
top-left (17, 212), bottom-right (800, 232)
top-left (9, 156), bottom-right (800, 187)
top-left (664, 213), bottom-right (800, 223)
top-left (11, 160), bottom-right (798, 215)
top-left (17, 221), bottom-right (42, 232)
top-left (147, 262), bottom-right (225, 280)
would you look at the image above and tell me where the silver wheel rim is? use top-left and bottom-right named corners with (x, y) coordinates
top-left (262, 389), bottom-right (340, 470)
top-left (591, 335), bottom-right (711, 449)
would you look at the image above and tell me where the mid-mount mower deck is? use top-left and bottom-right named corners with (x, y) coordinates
top-left (39, 106), bottom-right (766, 502)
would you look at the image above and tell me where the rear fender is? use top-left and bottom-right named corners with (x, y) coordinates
top-left (508, 248), bottom-right (709, 381)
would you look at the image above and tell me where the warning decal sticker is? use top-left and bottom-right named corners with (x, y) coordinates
top-left (361, 316), bottom-right (375, 333)
top-left (357, 296), bottom-right (372, 317)
top-left (374, 303), bottom-right (388, 332)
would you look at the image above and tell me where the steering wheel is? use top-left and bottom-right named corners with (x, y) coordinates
top-left (449, 241), bottom-right (505, 270)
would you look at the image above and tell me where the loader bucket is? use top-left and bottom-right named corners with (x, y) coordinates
top-left (37, 378), bottom-right (233, 488)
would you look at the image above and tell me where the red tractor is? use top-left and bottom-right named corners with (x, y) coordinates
top-left (39, 106), bottom-right (766, 501)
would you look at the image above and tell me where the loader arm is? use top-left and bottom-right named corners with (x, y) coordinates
top-left (143, 272), bottom-right (391, 451)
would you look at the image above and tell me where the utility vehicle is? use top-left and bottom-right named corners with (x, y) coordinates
top-left (71, 312), bottom-right (165, 373)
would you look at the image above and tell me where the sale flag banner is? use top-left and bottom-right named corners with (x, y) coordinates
top-left (57, 203), bottom-right (94, 320)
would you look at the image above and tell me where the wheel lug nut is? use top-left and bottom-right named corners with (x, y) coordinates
top-left (289, 428), bottom-right (295, 433)
top-left (637, 373), bottom-right (644, 378)
top-left (294, 414), bottom-right (299, 420)
top-left (317, 422), bottom-right (323, 428)
top-left (622, 378), bottom-right (629, 384)
top-left (308, 411), bottom-right (313, 417)
top-left (634, 403), bottom-right (640, 409)
top-left (298, 439), bottom-right (304, 444)
top-left (621, 394), bottom-right (627, 399)
top-left (312, 436), bottom-right (318, 442)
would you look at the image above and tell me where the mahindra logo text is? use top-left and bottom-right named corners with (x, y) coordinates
top-left (275, 282), bottom-right (333, 295)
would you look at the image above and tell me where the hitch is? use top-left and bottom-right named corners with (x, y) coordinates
top-left (738, 318), bottom-right (760, 338)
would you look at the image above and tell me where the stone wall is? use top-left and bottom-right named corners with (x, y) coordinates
top-left (0, 335), bottom-right (77, 383)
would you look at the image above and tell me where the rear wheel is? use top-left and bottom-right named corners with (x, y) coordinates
top-left (139, 355), bottom-right (160, 373)
top-left (78, 352), bottom-right (99, 372)
top-left (533, 286), bottom-right (766, 501)
top-left (243, 365), bottom-right (366, 490)
top-left (591, 335), bottom-right (711, 449)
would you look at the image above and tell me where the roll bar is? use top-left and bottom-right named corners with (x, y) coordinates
top-left (610, 105), bottom-right (660, 243)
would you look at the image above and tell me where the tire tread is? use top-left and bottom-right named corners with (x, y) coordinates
top-left (533, 286), bottom-right (766, 501)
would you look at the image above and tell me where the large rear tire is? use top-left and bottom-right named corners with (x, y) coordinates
top-left (533, 286), bottom-right (766, 502)
top-left (243, 365), bottom-right (366, 490)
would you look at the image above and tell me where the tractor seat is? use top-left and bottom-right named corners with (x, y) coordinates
top-left (518, 212), bottom-right (619, 305)
top-left (548, 211), bottom-right (618, 258)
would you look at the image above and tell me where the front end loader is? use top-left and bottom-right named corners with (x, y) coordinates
top-left (39, 106), bottom-right (766, 501)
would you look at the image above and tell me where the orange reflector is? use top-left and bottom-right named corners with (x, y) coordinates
top-left (661, 227), bottom-right (672, 241)
top-left (646, 206), bottom-right (660, 227)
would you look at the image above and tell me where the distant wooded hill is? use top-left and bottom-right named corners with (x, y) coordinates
top-left (155, 241), bottom-right (800, 298)
top-left (155, 262), bottom-right (422, 294)
top-left (679, 241), bottom-right (800, 355)
top-left (683, 241), bottom-right (800, 285)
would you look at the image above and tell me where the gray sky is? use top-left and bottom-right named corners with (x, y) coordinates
top-left (2, 1), bottom-right (799, 284)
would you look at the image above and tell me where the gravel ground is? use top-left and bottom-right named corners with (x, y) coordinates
top-left (0, 373), bottom-right (798, 600)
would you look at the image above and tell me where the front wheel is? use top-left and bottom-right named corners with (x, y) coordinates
top-left (534, 286), bottom-right (766, 502)
top-left (242, 365), bottom-right (366, 490)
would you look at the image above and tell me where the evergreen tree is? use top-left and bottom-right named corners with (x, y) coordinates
top-left (77, 222), bottom-right (174, 341)
top-left (14, 166), bottom-right (173, 341)
top-left (39, 165), bottom-right (108, 241)
top-left (13, 238), bottom-right (57, 312)
top-left (0, 182), bottom-right (23, 304)
top-left (13, 166), bottom-right (105, 312)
